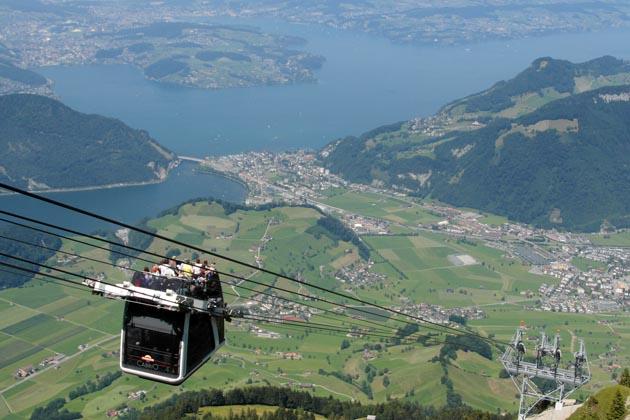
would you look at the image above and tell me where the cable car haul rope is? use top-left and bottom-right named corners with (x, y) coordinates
top-left (0, 181), bottom-right (510, 384)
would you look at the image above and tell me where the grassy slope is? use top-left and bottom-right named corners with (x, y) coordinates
top-left (567, 385), bottom-right (630, 419)
top-left (1, 199), bottom-right (629, 418)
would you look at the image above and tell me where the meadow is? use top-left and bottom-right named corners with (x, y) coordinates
top-left (321, 191), bottom-right (442, 227)
top-left (0, 199), bottom-right (628, 419)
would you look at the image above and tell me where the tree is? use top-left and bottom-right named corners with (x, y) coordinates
top-left (607, 390), bottom-right (626, 420)
top-left (29, 398), bottom-right (82, 420)
top-left (0, 225), bottom-right (62, 288)
top-left (448, 314), bottom-right (467, 326)
top-left (619, 368), bottom-right (630, 387)
top-left (577, 396), bottom-right (600, 420)
top-left (340, 339), bottom-right (350, 350)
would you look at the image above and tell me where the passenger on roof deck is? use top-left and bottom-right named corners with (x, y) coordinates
top-left (180, 259), bottom-right (194, 277)
top-left (206, 268), bottom-right (222, 299)
top-left (142, 267), bottom-right (155, 287)
top-left (202, 260), bottom-right (210, 273)
top-left (192, 259), bottom-right (202, 279)
top-left (132, 271), bottom-right (143, 287)
top-left (132, 267), bottom-right (153, 287)
top-left (168, 258), bottom-right (180, 276)
top-left (160, 259), bottom-right (176, 277)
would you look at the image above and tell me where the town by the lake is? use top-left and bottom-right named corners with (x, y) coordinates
top-left (200, 149), bottom-right (630, 323)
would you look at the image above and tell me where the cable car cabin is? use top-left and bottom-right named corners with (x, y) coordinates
top-left (87, 270), bottom-right (226, 385)
top-left (121, 299), bottom-right (223, 384)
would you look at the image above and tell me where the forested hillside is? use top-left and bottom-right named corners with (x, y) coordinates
top-left (115, 386), bottom-right (513, 420)
top-left (0, 58), bottom-right (46, 86)
top-left (0, 94), bottom-right (176, 190)
top-left (0, 225), bottom-right (61, 289)
top-left (321, 57), bottom-right (630, 231)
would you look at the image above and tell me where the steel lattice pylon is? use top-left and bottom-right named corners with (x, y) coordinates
top-left (499, 324), bottom-right (590, 420)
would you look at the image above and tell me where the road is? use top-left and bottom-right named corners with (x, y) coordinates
top-left (230, 218), bottom-right (273, 302)
top-left (0, 334), bottom-right (118, 413)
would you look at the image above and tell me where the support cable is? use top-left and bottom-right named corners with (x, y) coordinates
top-left (0, 182), bottom-right (509, 348)
top-left (1, 258), bottom-right (412, 343)
top-left (0, 208), bottom-right (470, 339)
top-left (0, 230), bottom-right (398, 337)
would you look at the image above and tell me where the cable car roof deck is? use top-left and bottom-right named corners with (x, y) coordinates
top-left (83, 271), bottom-right (223, 313)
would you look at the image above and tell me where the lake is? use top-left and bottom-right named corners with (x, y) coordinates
top-left (3, 19), bottom-right (630, 230)
top-left (35, 22), bottom-right (630, 157)
top-left (0, 162), bottom-right (245, 232)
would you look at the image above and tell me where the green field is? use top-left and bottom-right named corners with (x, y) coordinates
top-left (571, 256), bottom-right (607, 272)
top-left (588, 231), bottom-right (630, 246)
top-left (321, 191), bottom-right (442, 226)
top-left (1, 199), bottom-right (629, 419)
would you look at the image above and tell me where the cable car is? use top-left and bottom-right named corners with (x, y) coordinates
top-left (86, 269), bottom-right (231, 384)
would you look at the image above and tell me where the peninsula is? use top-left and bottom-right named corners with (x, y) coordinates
top-left (0, 2), bottom-right (324, 93)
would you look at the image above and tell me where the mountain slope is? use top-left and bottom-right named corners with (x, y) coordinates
top-left (442, 55), bottom-right (630, 120)
top-left (321, 57), bottom-right (630, 232)
top-left (0, 94), bottom-right (176, 190)
top-left (568, 385), bottom-right (630, 419)
top-left (431, 86), bottom-right (630, 231)
top-left (0, 58), bottom-right (47, 86)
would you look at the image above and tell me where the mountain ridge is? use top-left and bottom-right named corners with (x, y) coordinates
top-left (440, 55), bottom-right (630, 119)
top-left (0, 94), bottom-right (176, 191)
top-left (320, 56), bottom-right (630, 231)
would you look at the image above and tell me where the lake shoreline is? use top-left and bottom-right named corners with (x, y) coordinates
top-left (5, 22), bottom-right (630, 230)
top-left (0, 161), bottom-right (252, 203)
top-left (0, 178), bottom-right (166, 197)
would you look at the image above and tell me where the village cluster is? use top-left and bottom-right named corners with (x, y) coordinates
top-left (201, 150), bottom-right (630, 321)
